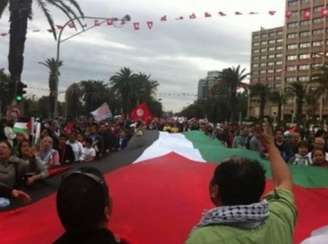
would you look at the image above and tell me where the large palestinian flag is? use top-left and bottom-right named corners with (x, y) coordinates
top-left (0, 131), bottom-right (328, 243)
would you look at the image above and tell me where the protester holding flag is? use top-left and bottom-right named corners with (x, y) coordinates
top-left (187, 123), bottom-right (296, 244)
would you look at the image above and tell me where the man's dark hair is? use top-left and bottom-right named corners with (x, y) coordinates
top-left (211, 157), bottom-right (266, 206)
top-left (56, 167), bottom-right (109, 234)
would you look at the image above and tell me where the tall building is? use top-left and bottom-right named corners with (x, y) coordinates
top-left (249, 0), bottom-right (328, 119)
top-left (197, 78), bottom-right (208, 100)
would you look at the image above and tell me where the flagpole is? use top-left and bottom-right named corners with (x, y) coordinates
top-left (55, 15), bottom-right (131, 120)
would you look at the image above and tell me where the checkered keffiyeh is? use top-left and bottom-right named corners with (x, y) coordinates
top-left (196, 200), bottom-right (269, 229)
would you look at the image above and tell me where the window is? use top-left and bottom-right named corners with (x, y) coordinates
top-left (288, 44), bottom-right (298, 50)
top-left (301, 0), bottom-right (310, 4)
top-left (261, 34), bottom-right (268, 38)
top-left (277, 31), bottom-right (283, 35)
top-left (276, 61), bottom-right (283, 65)
top-left (287, 55), bottom-right (297, 61)
top-left (287, 33), bottom-right (298, 39)
top-left (269, 33), bottom-right (275, 38)
top-left (299, 64), bottom-right (310, 70)
top-left (300, 31), bottom-right (311, 37)
top-left (261, 41), bottom-right (267, 46)
top-left (261, 56), bottom-right (267, 60)
top-left (253, 42), bottom-right (260, 46)
top-left (288, 22), bottom-right (298, 28)
top-left (268, 54), bottom-right (275, 59)
top-left (268, 69), bottom-right (274, 73)
top-left (253, 57), bottom-right (259, 61)
top-left (288, 0), bottom-right (298, 7)
top-left (312, 53), bottom-right (323, 58)
top-left (299, 54), bottom-right (311, 59)
top-left (312, 63), bottom-right (322, 69)
top-left (314, 6), bottom-right (324, 13)
top-left (276, 46), bottom-right (283, 50)
top-left (268, 62), bottom-right (274, 66)
top-left (260, 70), bottom-right (266, 74)
top-left (300, 20), bottom-right (310, 26)
top-left (269, 47), bottom-right (275, 52)
top-left (252, 64), bottom-right (259, 68)
top-left (261, 48), bottom-right (267, 53)
top-left (253, 35), bottom-right (260, 40)
top-left (300, 42), bottom-right (311, 48)
top-left (276, 53), bottom-right (283, 58)
top-left (299, 76), bottom-right (309, 82)
top-left (260, 63), bottom-right (266, 67)
top-left (313, 18), bottom-right (324, 25)
top-left (286, 77), bottom-right (297, 82)
top-left (269, 40), bottom-right (275, 45)
top-left (254, 49), bottom-right (260, 54)
top-left (313, 41), bottom-right (323, 47)
top-left (276, 69), bottom-right (282, 73)
top-left (287, 65), bottom-right (297, 71)
top-left (276, 76), bottom-right (282, 81)
top-left (313, 29), bottom-right (324, 35)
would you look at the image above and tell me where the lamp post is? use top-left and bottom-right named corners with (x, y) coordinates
top-left (54, 15), bottom-right (131, 118)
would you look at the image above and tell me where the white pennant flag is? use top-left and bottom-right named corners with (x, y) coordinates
top-left (91, 103), bottom-right (112, 122)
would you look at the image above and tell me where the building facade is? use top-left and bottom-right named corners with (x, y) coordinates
top-left (197, 71), bottom-right (220, 100)
top-left (249, 0), bottom-right (328, 119)
top-left (197, 78), bottom-right (208, 100)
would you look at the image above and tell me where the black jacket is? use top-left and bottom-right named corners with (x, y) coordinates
top-left (54, 229), bottom-right (120, 244)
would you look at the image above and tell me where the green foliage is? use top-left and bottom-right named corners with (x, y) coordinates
top-left (249, 83), bottom-right (271, 119)
top-left (0, 69), bottom-right (14, 113)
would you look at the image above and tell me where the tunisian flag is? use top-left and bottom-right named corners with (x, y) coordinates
top-left (130, 103), bottom-right (152, 122)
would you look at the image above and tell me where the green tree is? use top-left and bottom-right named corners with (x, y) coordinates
top-left (39, 58), bottom-right (63, 118)
top-left (305, 88), bottom-right (320, 120)
top-left (270, 90), bottom-right (287, 122)
top-left (287, 81), bottom-right (307, 122)
top-left (0, 0), bottom-right (83, 99)
top-left (216, 65), bottom-right (249, 122)
top-left (65, 83), bottom-right (83, 119)
top-left (249, 83), bottom-right (271, 119)
top-left (0, 68), bottom-right (14, 114)
top-left (80, 80), bottom-right (110, 113)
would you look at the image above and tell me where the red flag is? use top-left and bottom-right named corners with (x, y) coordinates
top-left (189, 13), bottom-right (197, 19)
top-left (133, 22), bottom-right (140, 31)
top-left (286, 10), bottom-right (293, 18)
top-left (130, 103), bottom-right (153, 123)
top-left (303, 9), bottom-right (311, 20)
top-left (321, 7), bottom-right (328, 17)
top-left (107, 18), bottom-right (113, 26)
top-left (218, 11), bottom-right (226, 16)
top-left (68, 21), bottom-right (75, 28)
top-left (146, 21), bottom-right (154, 30)
top-left (160, 15), bottom-right (167, 21)
top-left (269, 11), bottom-right (276, 16)
top-left (204, 12), bottom-right (212, 18)
top-left (235, 11), bottom-right (243, 15)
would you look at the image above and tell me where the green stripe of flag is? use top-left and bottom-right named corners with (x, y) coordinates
top-left (184, 131), bottom-right (328, 188)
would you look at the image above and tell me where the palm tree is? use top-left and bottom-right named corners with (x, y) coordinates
top-left (249, 83), bottom-right (271, 119)
top-left (39, 58), bottom-right (62, 118)
top-left (305, 88), bottom-right (320, 120)
top-left (270, 90), bottom-right (287, 122)
top-left (287, 81), bottom-right (307, 122)
top-left (134, 72), bottom-right (159, 103)
top-left (216, 65), bottom-right (249, 122)
top-left (0, 0), bottom-right (83, 100)
top-left (65, 83), bottom-right (82, 119)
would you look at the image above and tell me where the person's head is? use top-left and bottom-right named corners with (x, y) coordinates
top-left (209, 157), bottom-right (266, 206)
top-left (59, 135), bottom-right (67, 145)
top-left (313, 137), bottom-right (326, 150)
top-left (291, 132), bottom-right (301, 145)
top-left (85, 138), bottom-right (93, 148)
top-left (312, 148), bottom-right (326, 166)
top-left (57, 167), bottom-right (111, 234)
top-left (274, 129), bottom-right (284, 143)
top-left (19, 140), bottom-right (32, 158)
top-left (68, 133), bottom-right (76, 143)
top-left (0, 141), bottom-right (12, 160)
top-left (297, 141), bottom-right (309, 157)
top-left (16, 132), bottom-right (27, 143)
top-left (40, 136), bottom-right (53, 151)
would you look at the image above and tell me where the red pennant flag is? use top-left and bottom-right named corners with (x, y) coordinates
top-left (269, 11), bottom-right (277, 16)
top-left (160, 15), bottom-right (167, 21)
top-left (95, 20), bottom-right (102, 26)
top-left (0, 33), bottom-right (7, 37)
top-left (303, 9), bottom-right (311, 20)
top-left (107, 18), bottom-right (113, 26)
top-left (235, 11), bottom-right (243, 15)
top-left (56, 25), bottom-right (63, 30)
top-left (286, 10), bottom-right (293, 18)
top-left (204, 12), bottom-right (212, 18)
top-left (130, 103), bottom-right (153, 123)
top-left (321, 7), bottom-right (328, 17)
top-left (68, 21), bottom-right (75, 28)
top-left (218, 11), bottom-right (227, 16)
top-left (189, 13), bottom-right (197, 19)
top-left (146, 21), bottom-right (154, 30)
top-left (133, 22), bottom-right (140, 31)
top-left (176, 16), bottom-right (184, 20)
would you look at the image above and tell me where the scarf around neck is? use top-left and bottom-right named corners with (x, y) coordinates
top-left (196, 200), bottom-right (269, 230)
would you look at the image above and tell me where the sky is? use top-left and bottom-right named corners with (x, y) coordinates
top-left (0, 0), bottom-right (285, 112)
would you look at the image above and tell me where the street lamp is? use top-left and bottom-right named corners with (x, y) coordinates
top-left (53, 14), bottom-right (131, 118)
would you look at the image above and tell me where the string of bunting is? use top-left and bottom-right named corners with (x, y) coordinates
top-left (0, 9), bottom-right (283, 37)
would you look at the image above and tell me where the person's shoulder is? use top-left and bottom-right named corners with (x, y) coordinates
top-left (186, 225), bottom-right (229, 244)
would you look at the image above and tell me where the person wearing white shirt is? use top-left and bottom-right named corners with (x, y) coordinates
top-left (80, 138), bottom-right (96, 162)
top-left (66, 134), bottom-right (83, 163)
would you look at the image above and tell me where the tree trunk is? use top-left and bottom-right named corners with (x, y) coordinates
top-left (260, 99), bottom-right (266, 119)
top-left (8, 0), bottom-right (32, 103)
top-left (277, 103), bottom-right (282, 122)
